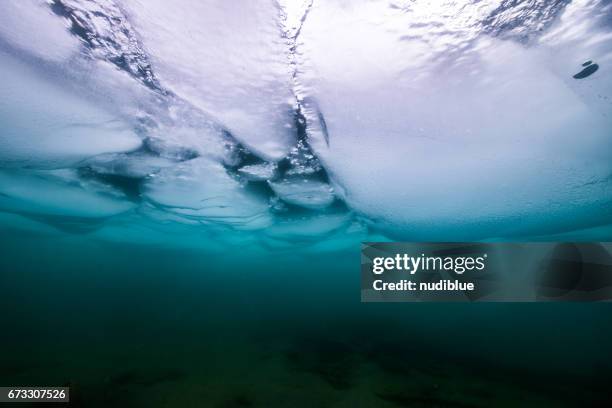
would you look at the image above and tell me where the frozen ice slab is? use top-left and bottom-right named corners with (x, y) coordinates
top-left (50, 0), bottom-right (161, 90)
top-left (143, 158), bottom-right (272, 228)
top-left (0, 0), bottom-right (610, 245)
top-left (85, 153), bottom-right (176, 178)
top-left (268, 178), bottom-right (335, 210)
top-left (0, 52), bottom-right (142, 168)
top-left (118, 0), bottom-right (297, 161)
top-left (3, 1), bottom-right (249, 173)
top-left (540, 0), bottom-right (612, 118)
top-left (0, 169), bottom-right (134, 218)
top-left (0, 0), bottom-right (79, 61)
top-left (296, 0), bottom-right (612, 239)
top-left (238, 163), bottom-right (278, 182)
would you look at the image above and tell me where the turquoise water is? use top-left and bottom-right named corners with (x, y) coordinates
top-left (1, 230), bottom-right (611, 407)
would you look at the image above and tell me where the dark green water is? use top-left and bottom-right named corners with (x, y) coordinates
top-left (1, 231), bottom-right (611, 407)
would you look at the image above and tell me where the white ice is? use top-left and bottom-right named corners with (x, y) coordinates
top-left (143, 158), bottom-right (273, 229)
top-left (1, 0), bottom-right (611, 243)
top-left (0, 0), bottom-right (79, 62)
top-left (0, 169), bottom-right (134, 218)
top-left (238, 163), bottom-right (278, 182)
top-left (268, 178), bottom-right (335, 210)
top-left (0, 52), bottom-right (142, 168)
top-left (118, 0), bottom-right (297, 162)
top-left (296, 0), bottom-right (612, 239)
